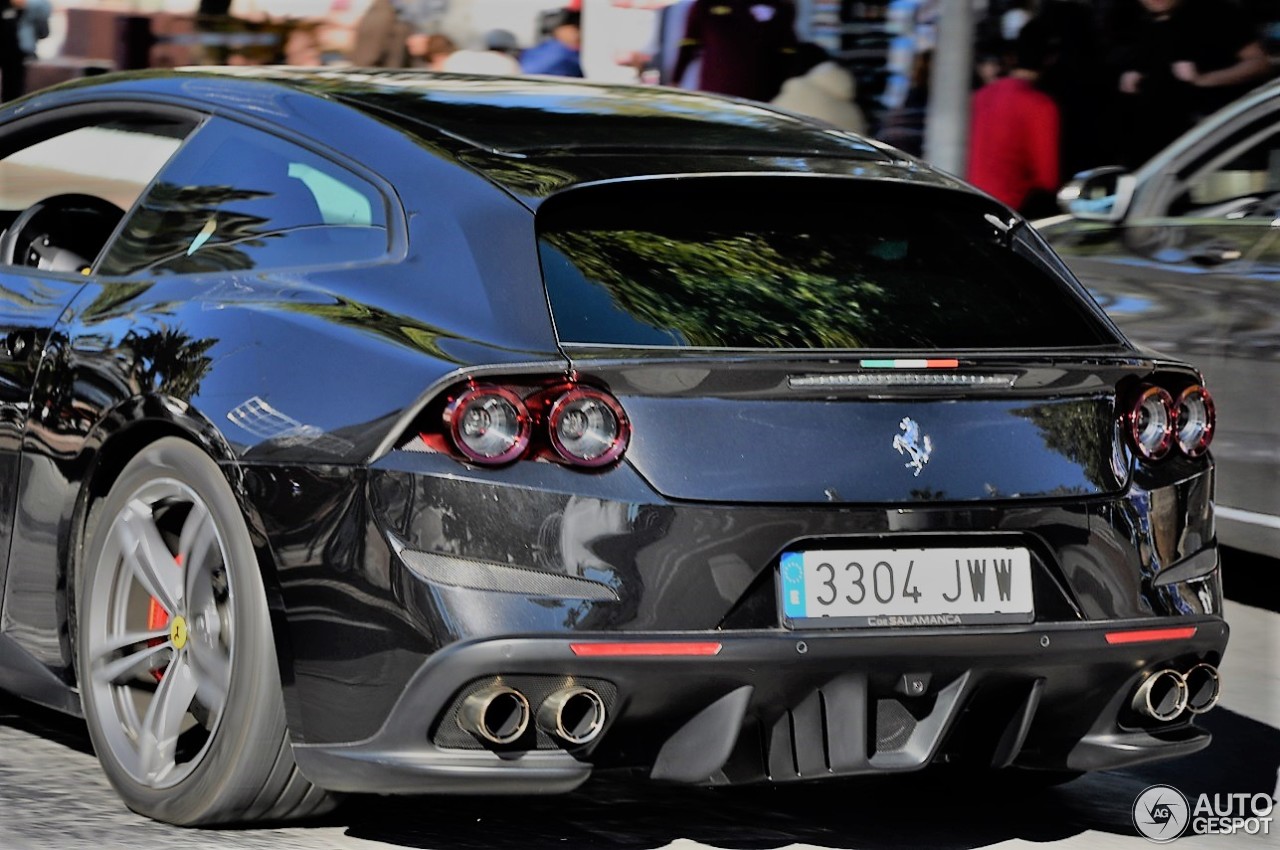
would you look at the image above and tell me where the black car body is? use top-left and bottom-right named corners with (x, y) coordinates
top-left (0, 69), bottom-right (1227, 825)
top-left (1041, 79), bottom-right (1280, 559)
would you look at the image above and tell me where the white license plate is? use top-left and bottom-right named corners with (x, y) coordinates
top-left (779, 547), bottom-right (1034, 628)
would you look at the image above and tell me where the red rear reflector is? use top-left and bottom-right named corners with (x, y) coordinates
top-left (569, 641), bottom-right (723, 657)
top-left (1104, 626), bottom-right (1197, 645)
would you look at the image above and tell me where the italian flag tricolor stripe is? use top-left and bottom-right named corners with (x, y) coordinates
top-left (859, 359), bottom-right (959, 369)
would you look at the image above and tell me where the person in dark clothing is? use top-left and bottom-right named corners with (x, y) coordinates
top-left (673, 0), bottom-right (798, 102)
top-left (1, 0), bottom-right (48, 102)
top-left (1036, 0), bottom-right (1114, 178)
top-left (0, 0), bottom-right (20, 104)
top-left (877, 49), bottom-right (931, 157)
top-left (1109, 0), bottom-right (1271, 167)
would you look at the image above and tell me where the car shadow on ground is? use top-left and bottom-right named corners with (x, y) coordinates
top-left (341, 708), bottom-right (1279, 850)
top-left (0, 690), bottom-right (1275, 848)
top-left (0, 693), bottom-right (94, 756)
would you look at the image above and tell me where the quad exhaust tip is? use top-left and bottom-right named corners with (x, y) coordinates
top-left (458, 686), bottom-right (531, 745)
top-left (1131, 669), bottom-right (1189, 722)
top-left (537, 687), bottom-right (607, 746)
top-left (1130, 664), bottom-right (1222, 722)
top-left (1184, 663), bottom-right (1221, 715)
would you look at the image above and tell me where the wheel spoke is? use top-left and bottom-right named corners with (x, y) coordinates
top-left (137, 652), bottom-right (198, 785)
top-left (178, 500), bottom-right (217, 580)
top-left (91, 637), bottom-right (172, 685)
top-left (115, 499), bottom-right (183, 614)
top-left (188, 637), bottom-right (231, 715)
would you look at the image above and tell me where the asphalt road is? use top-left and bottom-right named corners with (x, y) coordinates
top-left (1, 552), bottom-right (1275, 850)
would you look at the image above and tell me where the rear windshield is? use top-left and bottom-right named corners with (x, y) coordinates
top-left (537, 182), bottom-right (1115, 350)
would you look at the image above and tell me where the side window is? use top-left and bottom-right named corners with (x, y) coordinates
top-left (99, 118), bottom-right (389, 276)
top-left (1169, 128), bottom-right (1280, 218)
top-left (0, 118), bottom-right (191, 273)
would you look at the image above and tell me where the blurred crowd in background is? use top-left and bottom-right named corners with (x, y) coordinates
top-left (963, 0), bottom-right (1275, 215)
top-left (0, 0), bottom-right (1277, 215)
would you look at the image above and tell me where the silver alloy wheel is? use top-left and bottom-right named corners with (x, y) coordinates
top-left (83, 478), bottom-right (235, 789)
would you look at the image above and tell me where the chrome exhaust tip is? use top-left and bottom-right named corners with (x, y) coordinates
top-left (458, 686), bottom-right (531, 745)
top-left (1184, 663), bottom-right (1221, 715)
top-left (537, 687), bottom-right (607, 746)
top-left (1131, 669), bottom-right (1189, 721)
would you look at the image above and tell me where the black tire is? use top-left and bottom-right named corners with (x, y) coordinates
top-left (76, 437), bottom-right (335, 825)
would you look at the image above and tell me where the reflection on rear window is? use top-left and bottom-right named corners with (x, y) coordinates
top-left (538, 184), bottom-right (1113, 350)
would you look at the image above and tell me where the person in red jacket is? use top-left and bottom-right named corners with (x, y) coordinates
top-left (967, 20), bottom-right (1060, 217)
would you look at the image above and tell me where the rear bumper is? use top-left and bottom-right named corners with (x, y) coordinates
top-left (291, 616), bottom-right (1228, 794)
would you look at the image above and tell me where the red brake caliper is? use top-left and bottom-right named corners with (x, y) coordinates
top-left (146, 553), bottom-right (182, 681)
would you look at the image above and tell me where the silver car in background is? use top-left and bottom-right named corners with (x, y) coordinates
top-left (1040, 80), bottom-right (1280, 558)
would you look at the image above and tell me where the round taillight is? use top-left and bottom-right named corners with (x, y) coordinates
top-left (547, 388), bottom-right (629, 467)
top-left (1175, 385), bottom-right (1215, 457)
top-left (1128, 385), bottom-right (1175, 460)
top-left (443, 385), bottom-right (531, 465)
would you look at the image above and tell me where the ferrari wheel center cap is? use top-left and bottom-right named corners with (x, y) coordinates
top-left (169, 615), bottom-right (189, 650)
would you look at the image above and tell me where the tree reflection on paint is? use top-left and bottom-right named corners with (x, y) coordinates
top-left (100, 183), bottom-right (271, 275)
top-left (1014, 401), bottom-right (1113, 489)
top-left (122, 327), bottom-right (216, 399)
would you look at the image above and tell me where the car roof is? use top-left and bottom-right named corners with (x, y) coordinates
top-left (15, 68), bottom-right (967, 203)
top-left (200, 67), bottom-right (881, 155)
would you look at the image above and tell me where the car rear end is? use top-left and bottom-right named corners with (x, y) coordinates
top-left (293, 174), bottom-right (1226, 793)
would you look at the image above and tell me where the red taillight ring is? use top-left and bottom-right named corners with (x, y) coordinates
top-left (443, 384), bottom-right (531, 465)
top-left (1127, 385), bottom-right (1174, 460)
top-left (547, 387), bottom-right (630, 467)
top-left (1175, 384), bottom-right (1215, 457)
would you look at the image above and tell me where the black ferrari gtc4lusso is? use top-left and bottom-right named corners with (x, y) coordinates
top-left (0, 68), bottom-right (1225, 825)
